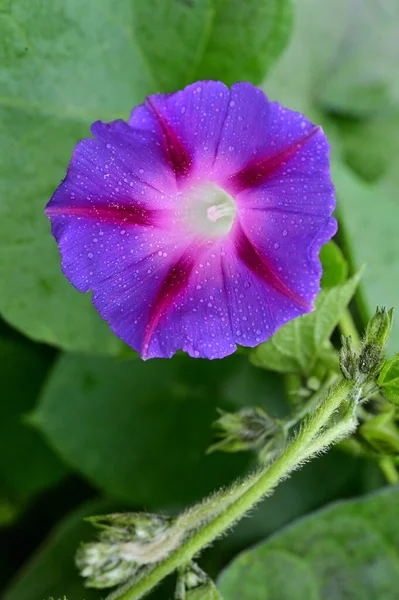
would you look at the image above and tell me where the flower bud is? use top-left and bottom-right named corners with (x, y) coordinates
top-left (207, 407), bottom-right (283, 455)
top-left (340, 335), bottom-right (357, 380)
top-left (77, 512), bottom-right (175, 588)
top-left (340, 308), bottom-right (394, 384)
top-left (357, 308), bottom-right (394, 379)
top-left (76, 542), bottom-right (138, 588)
top-left (86, 512), bottom-right (173, 543)
top-left (364, 307), bottom-right (393, 350)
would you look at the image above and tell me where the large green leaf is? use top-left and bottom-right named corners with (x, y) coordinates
top-left (131, 0), bottom-right (213, 93)
top-left (132, 0), bottom-right (292, 91)
top-left (378, 355), bottom-right (399, 406)
top-left (263, 0), bottom-right (348, 115)
top-left (32, 354), bottom-right (286, 506)
top-left (194, 0), bottom-right (292, 86)
top-left (0, 0), bottom-right (153, 354)
top-left (0, 336), bottom-right (67, 522)
top-left (318, 1), bottom-right (399, 115)
top-left (218, 487), bottom-right (399, 599)
top-left (334, 163), bottom-right (399, 353)
top-left (264, 0), bottom-right (399, 117)
top-left (250, 273), bottom-right (361, 375)
top-left (320, 241), bottom-right (348, 290)
top-left (334, 111), bottom-right (399, 183)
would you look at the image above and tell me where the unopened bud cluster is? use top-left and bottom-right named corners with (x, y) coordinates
top-left (208, 407), bottom-right (285, 462)
top-left (76, 512), bottom-right (173, 588)
top-left (340, 307), bottom-right (393, 383)
top-left (76, 541), bottom-right (136, 588)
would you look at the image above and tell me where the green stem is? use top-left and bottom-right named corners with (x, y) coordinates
top-left (339, 308), bottom-right (361, 347)
top-left (297, 410), bottom-right (357, 462)
top-left (283, 372), bottom-right (339, 430)
top-left (107, 379), bottom-right (354, 600)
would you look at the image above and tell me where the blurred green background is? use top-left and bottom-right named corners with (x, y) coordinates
top-left (1, 1), bottom-right (399, 599)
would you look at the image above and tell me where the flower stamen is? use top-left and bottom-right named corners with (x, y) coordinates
top-left (207, 202), bottom-right (236, 223)
top-left (183, 182), bottom-right (237, 236)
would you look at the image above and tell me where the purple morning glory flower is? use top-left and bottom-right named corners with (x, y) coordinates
top-left (45, 81), bottom-right (336, 360)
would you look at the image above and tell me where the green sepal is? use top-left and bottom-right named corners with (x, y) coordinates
top-left (378, 354), bottom-right (399, 405)
top-left (359, 411), bottom-right (399, 457)
top-left (86, 512), bottom-right (173, 543)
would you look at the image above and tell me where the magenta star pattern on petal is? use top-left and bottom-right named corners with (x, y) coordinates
top-left (45, 81), bottom-right (336, 359)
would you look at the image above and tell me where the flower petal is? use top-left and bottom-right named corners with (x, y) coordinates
top-left (45, 119), bottom-right (189, 293)
top-left (221, 231), bottom-right (309, 349)
top-left (212, 82), bottom-right (323, 186)
top-left (129, 81), bottom-right (231, 181)
top-left (143, 242), bottom-right (236, 359)
top-left (236, 210), bottom-right (337, 310)
top-left (231, 127), bottom-right (335, 218)
top-left (91, 232), bottom-right (195, 356)
top-left (136, 224), bottom-right (322, 359)
top-left (46, 120), bottom-right (177, 218)
top-left (46, 81), bottom-right (337, 360)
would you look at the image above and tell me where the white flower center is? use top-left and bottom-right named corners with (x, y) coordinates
top-left (182, 182), bottom-right (236, 236)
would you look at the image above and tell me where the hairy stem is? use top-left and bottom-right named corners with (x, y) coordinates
top-left (107, 378), bottom-right (355, 600)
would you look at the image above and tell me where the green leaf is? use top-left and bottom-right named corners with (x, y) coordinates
top-left (334, 163), bottom-right (399, 353)
top-left (187, 581), bottom-right (223, 600)
top-left (320, 241), bottom-right (348, 289)
top-left (0, 497), bottom-right (17, 527)
top-left (132, 0), bottom-right (292, 91)
top-left (194, 0), bottom-right (292, 86)
top-left (218, 487), bottom-right (399, 599)
top-left (250, 272), bottom-right (361, 375)
top-left (0, 0), bottom-right (153, 354)
top-left (262, 0), bottom-right (349, 115)
top-left (0, 336), bottom-right (67, 517)
top-left (359, 412), bottom-right (399, 457)
top-left (264, 1), bottom-right (399, 117)
top-left (131, 0), bottom-right (213, 92)
top-left (220, 359), bottom-right (288, 416)
top-left (378, 355), bottom-right (399, 406)
top-left (318, 1), bottom-right (399, 115)
top-left (335, 111), bottom-right (399, 183)
top-left (32, 354), bottom-right (286, 506)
